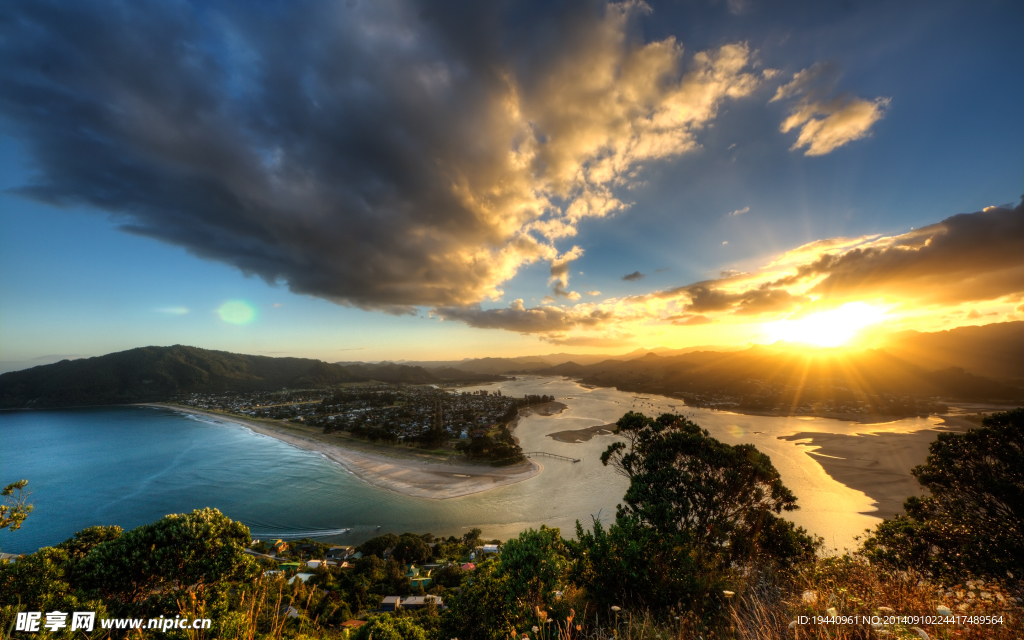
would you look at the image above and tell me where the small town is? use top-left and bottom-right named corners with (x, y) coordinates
top-left (177, 386), bottom-right (557, 457)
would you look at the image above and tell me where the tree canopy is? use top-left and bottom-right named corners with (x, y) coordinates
top-left (75, 507), bottom-right (258, 610)
top-left (863, 408), bottom-right (1024, 579)
top-left (601, 412), bottom-right (807, 559)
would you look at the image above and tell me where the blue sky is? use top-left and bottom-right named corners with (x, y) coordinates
top-left (1, 0), bottom-right (1021, 371)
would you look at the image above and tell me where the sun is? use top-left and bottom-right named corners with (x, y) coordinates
top-left (763, 302), bottom-right (885, 348)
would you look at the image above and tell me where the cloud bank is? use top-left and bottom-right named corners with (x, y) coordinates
top-left (451, 202), bottom-right (1021, 341)
top-left (2, 0), bottom-right (764, 314)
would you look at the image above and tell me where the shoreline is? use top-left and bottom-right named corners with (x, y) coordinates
top-left (140, 404), bottom-right (540, 500)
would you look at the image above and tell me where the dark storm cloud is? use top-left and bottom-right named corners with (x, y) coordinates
top-left (434, 299), bottom-right (614, 333)
top-left (679, 283), bottom-right (808, 315)
top-left (622, 271), bottom-right (646, 281)
top-left (1, 0), bottom-right (765, 316)
top-left (630, 201), bottom-right (1024, 321)
top-left (775, 202), bottom-right (1024, 304)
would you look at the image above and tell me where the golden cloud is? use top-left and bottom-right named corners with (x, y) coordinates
top-left (772, 63), bottom-right (888, 156)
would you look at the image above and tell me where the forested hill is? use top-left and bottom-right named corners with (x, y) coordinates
top-left (0, 346), bottom-right (503, 409)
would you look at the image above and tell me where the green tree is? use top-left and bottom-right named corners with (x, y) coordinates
top-left (431, 563), bottom-right (464, 588)
top-left (360, 532), bottom-right (401, 558)
top-left (601, 412), bottom-right (812, 563)
top-left (862, 408), bottom-right (1024, 580)
top-left (0, 480), bottom-right (33, 536)
top-left (392, 534), bottom-right (432, 565)
top-left (570, 515), bottom-right (703, 611)
top-left (75, 508), bottom-right (258, 611)
top-left (443, 527), bottom-right (570, 640)
top-left (497, 526), bottom-right (568, 614)
top-left (352, 614), bottom-right (429, 640)
top-left (441, 561), bottom-right (515, 640)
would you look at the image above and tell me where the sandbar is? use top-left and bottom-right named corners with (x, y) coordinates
top-left (778, 423), bottom-right (968, 519)
top-left (140, 404), bottom-right (540, 500)
top-left (547, 423), bottom-right (616, 443)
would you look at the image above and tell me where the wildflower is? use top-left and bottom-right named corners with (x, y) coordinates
top-left (936, 605), bottom-right (952, 616)
top-left (788, 621), bottom-right (798, 630)
top-left (826, 607), bottom-right (837, 616)
top-left (722, 591), bottom-right (734, 599)
top-left (801, 590), bottom-right (817, 604)
top-left (610, 606), bottom-right (621, 612)
top-left (532, 627), bottom-right (539, 633)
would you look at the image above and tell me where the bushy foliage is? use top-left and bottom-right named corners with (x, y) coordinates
top-left (359, 533), bottom-right (401, 558)
top-left (354, 614), bottom-right (430, 640)
top-left (443, 527), bottom-right (571, 640)
top-left (75, 507), bottom-right (258, 612)
top-left (863, 408), bottom-right (1024, 580)
top-left (54, 524), bottom-right (124, 560)
top-left (392, 535), bottom-right (433, 565)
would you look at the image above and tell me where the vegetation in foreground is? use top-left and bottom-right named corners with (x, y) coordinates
top-left (2, 410), bottom-right (1021, 639)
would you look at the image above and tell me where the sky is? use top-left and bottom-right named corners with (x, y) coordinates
top-left (1, 0), bottom-right (1022, 371)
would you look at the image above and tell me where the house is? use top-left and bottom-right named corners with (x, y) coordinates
top-left (340, 620), bottom-right (366, 630)
top-left (482, 544), bottom-right (500, 554)
top-left (401, 595), bottom-right (443, 610)
top-left (288, 573), bottom-right (314, 585)
top-left (327, 546), bottom-right (352, 560)
top-left (461, 562), bottom-right (476, 571)
top-left (278, 562), bottom-right (302, 572)
top-left (0, 552), bottom-right (21, 564)
top-left (380, 596), bottom-right (402, 612)
top-left (307, 560), bottom-right (323, 569)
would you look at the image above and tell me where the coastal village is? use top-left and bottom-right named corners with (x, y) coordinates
top-left (178, 386), bottom-right (556, 450)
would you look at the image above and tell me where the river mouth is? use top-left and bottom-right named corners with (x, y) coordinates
top-left (0, 376), bottom-right (956, 553)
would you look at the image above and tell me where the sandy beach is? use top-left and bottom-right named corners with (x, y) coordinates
top-left (777, 422), bottom-right (968, 518)
top-left (141, 404), bottom-right (540, 500)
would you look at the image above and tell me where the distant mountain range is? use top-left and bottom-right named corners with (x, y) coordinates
top-left (526, 322), bottom-right (1023, 406)
top-left (377, 344), bottom-right (746, 375)
top-left (2, 322), bottom-right (1019, 410)
top-left (0, 345), bottom-right (504, 409)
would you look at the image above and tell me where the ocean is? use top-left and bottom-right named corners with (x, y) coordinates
top-left (1, 376), bottom-right (940, 554)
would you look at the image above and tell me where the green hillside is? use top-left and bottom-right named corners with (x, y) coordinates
top-left (0, 345), bottom-right (499, 409)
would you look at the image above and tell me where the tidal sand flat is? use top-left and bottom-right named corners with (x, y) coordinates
top-left (144, 404), bottom-right (540, 500)
top-left (777, 423), bottom-right (968, 518)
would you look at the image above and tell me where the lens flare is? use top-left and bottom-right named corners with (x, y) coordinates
top-left (217, 300), bottom-right (257, 325)
top-left (763, 302), bottom-right (884, 347)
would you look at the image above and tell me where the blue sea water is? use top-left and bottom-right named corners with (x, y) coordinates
top-left (0, 400), bottom-right (626, 554)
